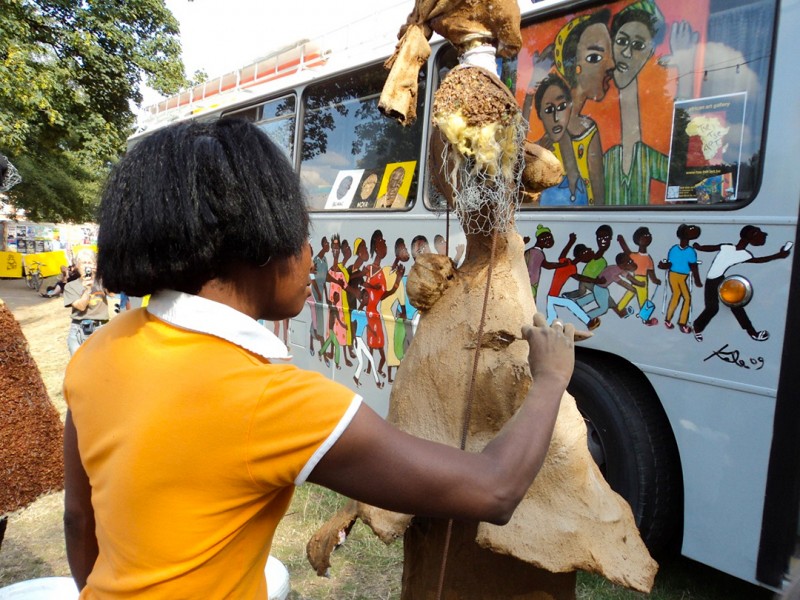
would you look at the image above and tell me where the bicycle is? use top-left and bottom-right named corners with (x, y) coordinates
top-left (23, 260), bottom-right (44, 293)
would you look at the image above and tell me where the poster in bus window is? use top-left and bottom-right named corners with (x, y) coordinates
top-left (511, 0), bottom-right (711, 206)
top-left (351, 169), bottom-right (382, 209)
top-left (665, 92), bottom-right (746, 203)
top-left (375, 161), bottom-right (416, 209)
top-left (324, 169), bottom-right (361, 210)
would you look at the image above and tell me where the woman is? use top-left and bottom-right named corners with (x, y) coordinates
top-left (552, 9), bottom-right (614, 205)
top-left (363, 229), bottom-right (404, 379)
top-left (63, 119), bottom-right (575, 599)
top-left (535, 73), bottom-right (589, 206)
top-left (604, 0), bottom-right (670, 205)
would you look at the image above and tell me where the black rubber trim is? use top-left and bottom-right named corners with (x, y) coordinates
top-left (757, 207), bottom-right (800, 586)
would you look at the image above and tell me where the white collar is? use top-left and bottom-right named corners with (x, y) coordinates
top-left (146, 290), bottom-right (291, 360)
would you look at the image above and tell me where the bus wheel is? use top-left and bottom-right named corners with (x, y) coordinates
top-left (567, 352), bottom-right (683, 556)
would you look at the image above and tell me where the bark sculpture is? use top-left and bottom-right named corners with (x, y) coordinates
top-left (0, 301), bottom-right (65, 548)
top-left (309, 1), bottom-right (658, 597)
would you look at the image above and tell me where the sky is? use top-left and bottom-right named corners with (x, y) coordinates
top-left (141, 0), bottom-right (408, 107)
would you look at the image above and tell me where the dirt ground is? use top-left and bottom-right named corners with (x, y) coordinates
top-left (0, 276), bottom-right (78, 586)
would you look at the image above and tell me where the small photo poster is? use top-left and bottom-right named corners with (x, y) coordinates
top-left (666, 93), bottom-right (746, 203)
top-left (324, 170), bottom-right (362, 210)
top-left (375, 161), bottom-right (416, 209)
top-left (350, 169), bottom-right (382, 209)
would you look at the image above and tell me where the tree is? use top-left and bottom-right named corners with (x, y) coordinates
top-left (0, 0), bottom-right (186, 222)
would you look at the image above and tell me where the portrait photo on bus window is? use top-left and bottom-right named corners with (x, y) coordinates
top-left (375, 161), bottom-right (416, 209)
top-left (350, 169), bottom-right (381, 209)
top-left (507, 0), bottom-right (775, 209)
top-left (324, 170), bottom-right (361, 209)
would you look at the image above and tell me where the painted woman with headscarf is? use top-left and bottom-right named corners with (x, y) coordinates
top-left (551, 9), bottom-right (614, 205)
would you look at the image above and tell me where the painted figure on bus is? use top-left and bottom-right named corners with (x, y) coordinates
top-left (605, 2), bottom-right (700, 206)
top-left (585, 251), bottom-right (643, 320)
top-left (524, 224), bottom-right (561, 302)
top-left (339, 239), bottom-right (358, 364)
top-left (617, 227), bottom-right (662, 325)
top-left (545, 232), bottom-right (603, 330)
top-left (344, 237), bottom-right (369, 365)
top-left (319, 234), bottom-right (353, 368)
top-left (408, 235), bottom-right (431, 340)
top-left (692, 225), bottom-right (791, 342)
top-left (309, 238), bottom-right (329, 356)
top-left (434, 234), bottom-right (465, 267)
top-left (604, 0), bottom-right (671, 206)
top-left (552, 8), bottom-right (614, 205)
top-left (364, 229), bottom-right (404, 379)
top-left (383, 238), bottom-right (410, 384)
top-left (658, 223), bottom-right (703, 334)
top-left (350, 288), bottom-right (383, 388)
top-left (534, 74), bottom-right (590, 206)
top-left (567, 224), bottom-right (613, 303)
top-left (272, 319), bottom-right (289, 346)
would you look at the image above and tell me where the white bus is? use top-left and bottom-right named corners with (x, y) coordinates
top-left (131, 0), bottom-right (799, 590)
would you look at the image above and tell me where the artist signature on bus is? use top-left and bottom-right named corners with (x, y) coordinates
top-left (704, 344), bottom-right (764, 370)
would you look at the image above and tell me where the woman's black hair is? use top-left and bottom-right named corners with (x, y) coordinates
top-left (534, 73), bottom-right (572, 116)
top-left (561, 9), bottom-right (612, 88)
top-left (97, 119), bottom-right (309, 296)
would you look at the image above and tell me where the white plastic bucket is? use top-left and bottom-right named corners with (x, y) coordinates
top-left (0, 577), bottom-right (79, 600)
top-left (0, 557), bottom-right (289, 599)
top-left (266, 555), bottom-right (291, 600)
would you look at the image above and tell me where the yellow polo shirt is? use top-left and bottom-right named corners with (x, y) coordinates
top-left (65, 291), bottom-right (361, 599)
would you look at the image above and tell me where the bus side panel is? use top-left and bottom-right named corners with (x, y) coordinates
top-left (647, 374), bottom-right (774, 582)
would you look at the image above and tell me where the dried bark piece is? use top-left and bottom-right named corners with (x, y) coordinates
top-left (306, 500), bottom-right (359, 576)
top-left (379, 0), bottom-right (522, 125)
top-left (522, 141), bottom-right (564, 194)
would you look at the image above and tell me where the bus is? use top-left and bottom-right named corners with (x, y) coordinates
top-left (131, 0), bottom-right (800, 591)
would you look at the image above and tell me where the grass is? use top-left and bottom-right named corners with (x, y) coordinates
top-left (0, 483), bottom-right (776, 599)
top-left (273, 485), bottom-right (776, 599)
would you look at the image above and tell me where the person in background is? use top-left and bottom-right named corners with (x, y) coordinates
top-left (63, 249), bottom-right (109, 355)
top-left (42, 263), bottom-right (79, 298)
top-left (63, 120), bottom-right (575, 599)
top-left (115, 292), bottom-right (132, 313)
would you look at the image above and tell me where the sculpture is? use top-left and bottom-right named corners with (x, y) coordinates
top-left (309, 2), bottom-right (658, 597)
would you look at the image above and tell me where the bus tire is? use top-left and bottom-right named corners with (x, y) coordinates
top-left (567, 351), bottom-right (683, 556)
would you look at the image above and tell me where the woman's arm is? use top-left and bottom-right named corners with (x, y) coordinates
top-left (308, 314), bottom-right (573, 524)
top-left (64, 410), bottom-right (98, 590)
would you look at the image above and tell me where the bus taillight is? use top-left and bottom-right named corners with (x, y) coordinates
top-left (719, 276), bottom-right (753, 307)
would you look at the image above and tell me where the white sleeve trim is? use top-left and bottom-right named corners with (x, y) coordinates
top-left (295, 394), bottom-right (363, 485)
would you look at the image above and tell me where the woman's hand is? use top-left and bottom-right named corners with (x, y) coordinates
top-left (522, 313), bottom-right (575, 389)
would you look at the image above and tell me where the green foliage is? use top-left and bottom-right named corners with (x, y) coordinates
top-left (0, 0), bottom-right (186, 222)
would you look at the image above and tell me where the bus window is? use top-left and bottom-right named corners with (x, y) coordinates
top-left (223, 95), bottom-right (296, 160)
top-left (256, 95), bottom-right (296, 160)
top-left (300, 62), bottom-right (426, 211)
top-left (504, 0), bottom-right (776, 208)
